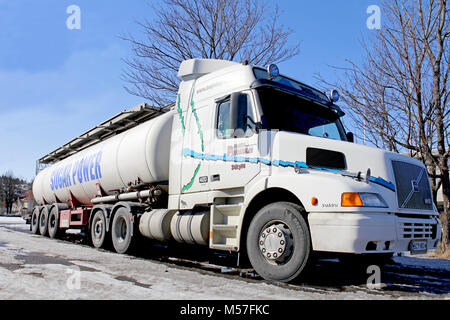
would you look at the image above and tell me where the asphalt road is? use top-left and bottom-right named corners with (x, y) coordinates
top-left (0, 217), bottom-right (449, 300)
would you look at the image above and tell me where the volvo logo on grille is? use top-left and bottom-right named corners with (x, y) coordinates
top-left (392, 160), bottom-right (433, 210)
top-left (400, 169), bottom-right (424, 208)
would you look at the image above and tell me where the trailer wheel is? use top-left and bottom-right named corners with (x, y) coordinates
top-left (31, 207), bottom-right (40, 235)
top-left (48, 206), bottom-right (61, 239)
top-left (246, 202), bottom-right (311, 283)
top-left (111, 207), bottom-right (135, 254)
top-left (91, 210), bottom-right (108, 249)
top-left (39, 207), bottom-right (50, 237)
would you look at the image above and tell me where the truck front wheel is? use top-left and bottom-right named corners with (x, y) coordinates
top-left (246, 202), bottom-right (311, 283)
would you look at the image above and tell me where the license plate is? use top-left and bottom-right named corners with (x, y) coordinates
top-left (410, 239), bottom-right (427, 254)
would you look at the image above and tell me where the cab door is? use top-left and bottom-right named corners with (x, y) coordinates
top-left (209, 91), bottom-right (261, 191)
top-left (180, 101), bottom-right (211, 194)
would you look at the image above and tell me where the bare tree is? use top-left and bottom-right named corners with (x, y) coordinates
top-left (318, 0), bottom-right (449, 251)
top-left (0, 171), bottom-right (26, 215)
top-left (121, 0), bottom-right (300, 106)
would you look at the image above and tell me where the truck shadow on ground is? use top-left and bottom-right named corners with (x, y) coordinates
top-left (129, 238), bottom-right (450, 296)
top-left (297, 258), bottom-right (450, 296)
top-left (38, 229), bottom-right (450, 297)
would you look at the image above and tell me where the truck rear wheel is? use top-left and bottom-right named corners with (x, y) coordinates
top-left (39, 206), bottom-right (50, 237)
top-left (246, 202), bottom-right (311, 283)
top-left (111, 207), bottom-right (135, 254)
top-left (48, 206), bottom-right (61, 239)
top-left (91, 210), bottom-right (108, 249)
top-left (31, 207), bottom-right (40, 235)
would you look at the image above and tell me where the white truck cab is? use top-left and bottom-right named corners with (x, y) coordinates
top-left (168, 59), bottom-right (441, 281)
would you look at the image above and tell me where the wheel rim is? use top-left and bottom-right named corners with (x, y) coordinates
top-left (32, 211), bottom-right (38, 226)
top-left (49, 213), bottom-right (56, 230)
top-left (114, 216), bottom-right (128, 243)
top-left (258, 220), bottom-right (294, 265)
top-left (40, 212), bottom-right (47, 228)
top-left (93, 216), bottom-right (104, 241)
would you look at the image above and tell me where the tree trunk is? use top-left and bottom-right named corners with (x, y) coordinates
top-left (438, 166), bottom-right (450, 252)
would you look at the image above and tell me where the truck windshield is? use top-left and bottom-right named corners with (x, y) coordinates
top-left (256, 87), bottom-right (347, 141)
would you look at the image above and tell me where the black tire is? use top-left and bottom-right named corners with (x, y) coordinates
top-left (31, 207), bottom-right (40, 235)
top-left (246, 202), bottom-right (311, 283)
top-left (111, 207), bottom-right (136, 254)
top-left (39, 206), bottom-right (50, 236)
top-left (91, 210), bottom-right (108, 249)
top-left (48, 206), bottom-right (61, 239)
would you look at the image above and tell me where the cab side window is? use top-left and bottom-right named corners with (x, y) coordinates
top-left (217, 94), bottom-right (255, 139)
top-left (217, 100), bottom-right (232, 139)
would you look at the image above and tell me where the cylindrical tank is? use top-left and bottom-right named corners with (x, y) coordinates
top-left (170, 211), bottom-right (210, 246)
top-left (139, 209), bottom-right (176, 242)
top-left (33, 110), bottom-right (174, 206)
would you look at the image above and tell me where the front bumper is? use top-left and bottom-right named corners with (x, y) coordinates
top-left (308, 212), bottom-right (441, 254)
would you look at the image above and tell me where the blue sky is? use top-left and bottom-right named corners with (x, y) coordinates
top-left (0, 0), bottom-right (381, 181)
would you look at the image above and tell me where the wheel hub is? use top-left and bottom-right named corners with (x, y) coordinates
top-left (94, 219), bottom-right (104, 238)
top-left (49, 215), bottom-right (56, 228)
top-left (259, 223), bottom-right (291, 262)
top-left (115, 217), bottom-right (127, 243)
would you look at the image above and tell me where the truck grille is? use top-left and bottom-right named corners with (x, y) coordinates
top-left (399, 221), bottom-right (435, 239)
top-left (392, 161), bottom-right (433, 210)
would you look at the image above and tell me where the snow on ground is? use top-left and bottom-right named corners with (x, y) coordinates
top-left (0, 217), bottom-right (449, 300)
top-left (0, 216), bottom-right (26, 224)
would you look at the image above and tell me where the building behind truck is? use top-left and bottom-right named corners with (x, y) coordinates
top-left (29, 59), bottom-right (442, 283)
top-left (17, 190), bottom-right (36, 222)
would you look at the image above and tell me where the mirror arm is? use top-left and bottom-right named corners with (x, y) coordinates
top-left (245, 115), bottom-right (263, 133)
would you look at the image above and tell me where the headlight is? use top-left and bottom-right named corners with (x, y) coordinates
top-left (341, 192), bottom-right (388, 208)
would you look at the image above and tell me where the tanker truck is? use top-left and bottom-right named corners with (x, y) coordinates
top-left (30, 59), bottom-right (442, 282)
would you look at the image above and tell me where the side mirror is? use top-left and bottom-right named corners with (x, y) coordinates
top-left (229, 92), bottom-right (247, 138)
top-left (346, 132), bottom-right (354, 143)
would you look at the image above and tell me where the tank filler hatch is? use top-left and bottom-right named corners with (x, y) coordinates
top-left (36, 102), bottom-right (173, 172)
